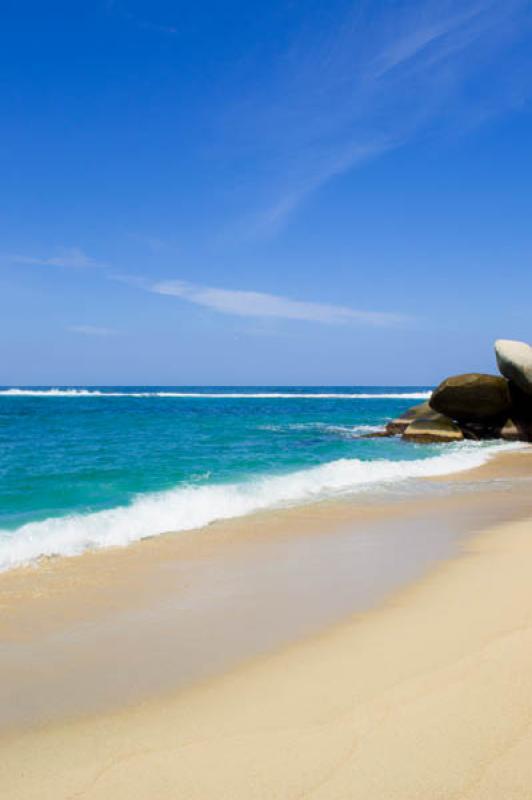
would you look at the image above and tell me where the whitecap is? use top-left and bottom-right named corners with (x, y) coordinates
top-left (0, 441), bottom-right (519, 572)
top-left (0, 388), bottom-right (432, 400)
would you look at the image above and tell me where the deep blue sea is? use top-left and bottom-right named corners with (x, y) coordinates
top-left (0, 386), bottom-right (509, 570)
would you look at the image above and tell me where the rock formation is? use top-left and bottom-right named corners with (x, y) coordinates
top-left (402, 415), bottom-right (464, 443)
top-left (495, 339), bottom-right (532, 396)
top-left (429, 373), bottom-right (511, 423)
top-left (376, 339), bottom-right (532, 444)
top-left (385, 401), bottom-right (438, 435)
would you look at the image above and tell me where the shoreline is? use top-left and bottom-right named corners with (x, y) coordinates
top-left (1, 445), bottom-right (529, 589)
top-left (0, 449), bottom-right (531, 729)
top-left (1, 449), bottom-right (532, 796)
top-left (0, 438), bottom-right (523, 574)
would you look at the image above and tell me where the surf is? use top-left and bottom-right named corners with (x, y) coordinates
top-left (0, 442), bottom-right (516, 571)
top-left (0, 388), bottom-right (432, 399)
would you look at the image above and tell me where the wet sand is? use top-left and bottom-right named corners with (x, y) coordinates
top-left (1, 449), bottom-right (532, 797)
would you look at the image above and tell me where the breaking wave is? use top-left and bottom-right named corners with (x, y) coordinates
top-left (0, 388), bottom-right (431, 400)
top-left (0, 442), bottom-right (513, 571)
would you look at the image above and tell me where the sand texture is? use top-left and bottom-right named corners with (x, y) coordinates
top-left (1, 450), bottom-right (532, 798)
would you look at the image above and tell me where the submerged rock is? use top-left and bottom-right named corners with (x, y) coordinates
top-left (429, 373), bottom-right (511, 423)
top-left (385, 401), bottom-right (438, 435)
top-left (359, 430), bottom-right (395, 439)
top-left (402, 414), bottom-right (464, 443)
top-left (495, 339), bottom-right (532, 396)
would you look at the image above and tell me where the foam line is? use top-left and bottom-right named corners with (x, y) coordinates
top-left (0, 388), bottom-right (431, 399)
top-left (0, 442), bottom-right (515, 571)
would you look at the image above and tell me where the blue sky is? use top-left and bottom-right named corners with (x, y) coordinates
top-left (1, 0), bottom-right (532, 385)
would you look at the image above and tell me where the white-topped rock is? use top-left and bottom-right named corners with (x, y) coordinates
top-left (495, 339), bottom-right (532, 396)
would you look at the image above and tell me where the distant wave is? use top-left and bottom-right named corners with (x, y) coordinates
top-left (0, 388), bottom-right (432, 400)
top-left (258, 423), bottom-right (384, 435)
top-left (0, 442), bottom-right (515, 571)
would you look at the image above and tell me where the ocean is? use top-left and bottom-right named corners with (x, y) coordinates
top-left (0, 386), bottom-right (512, 571)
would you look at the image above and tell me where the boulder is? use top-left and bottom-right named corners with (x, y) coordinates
top-left (495, 339), bottom-right (532, 396)
top-left (507, 383), bottom-right (532, 441)
top-left (499, 418), bottom-right (521, 441)
top-left (385, 401), bottom-right (438, 435)
top-left (458, 421), bottom-right (505, 441)
top-left (429, 373), bottom-right (511, 423)
top-left (402, 414), bottom-right (464, 443)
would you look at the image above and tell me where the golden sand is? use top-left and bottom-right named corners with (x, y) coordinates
top-left (1, 449), bottom-right (532, 798)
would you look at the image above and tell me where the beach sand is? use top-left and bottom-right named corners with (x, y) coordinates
top-left (1, 449), bottom-right (532, 798)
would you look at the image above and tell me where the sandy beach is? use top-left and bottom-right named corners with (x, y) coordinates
top-left (1, 449), bottom-right (532, 798)
top-left (5, 0), bottom-right (532, 795)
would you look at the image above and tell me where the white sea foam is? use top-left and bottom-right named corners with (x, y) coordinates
top-left (258, 423), bottom-right (384, 435)
top-left (0, 388), bottom-right (431, 399)
top-left (0, 442), bottom-right (518, 572)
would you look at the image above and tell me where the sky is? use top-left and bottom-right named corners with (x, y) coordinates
top-left (1, 0), bottom-right (532, 385)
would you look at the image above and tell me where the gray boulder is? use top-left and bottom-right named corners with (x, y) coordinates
top-left (402, 415), bottom-right (464, 443)
top-left (429, 373), bottom-right (511, 423)
top-left (495, 339), bottom-right (532, 396)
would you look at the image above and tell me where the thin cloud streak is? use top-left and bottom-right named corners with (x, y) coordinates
top-left (226, 0), bottom-right (532, 234)
top-left (10, 247), bottom-right (106, 269)
top-left (253, 140), bottom-right (395, 235)
top-left (11, 256), bottom-right (410, 329)
top-left (368, 4), bottom-right (487, 79)
top-left (151, 279), bottom-right (407, 327)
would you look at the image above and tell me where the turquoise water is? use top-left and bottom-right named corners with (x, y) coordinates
top-left (0, 386), bottom-right (506, 570)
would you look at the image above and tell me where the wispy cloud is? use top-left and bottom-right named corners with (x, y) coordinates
top-left (13, 253), bottom-right (408, 328)
top-left (250, 140), bottom-right (394, 235)
top-left (10, 247), bottom-right (106, 269)
top-left (367, 5), bottom-right (487, 79)
top-left (222, 0), bottom-right (532, 234)
top-left (68, 325), bottom-right (118, 336)
top-left (151, 279), bottom-right (406, 327)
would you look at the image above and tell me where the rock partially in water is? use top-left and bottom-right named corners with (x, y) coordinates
top-left (359, 430), bottom-right (395, 439)
top-left (385, 401), bottom-right (437, 435)
top-left (402, 415), bottom-right (464, 444)
top-left (429, 373), bottom-right (511, 423)
top-left (495, 339), bottom-right (532, 397)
